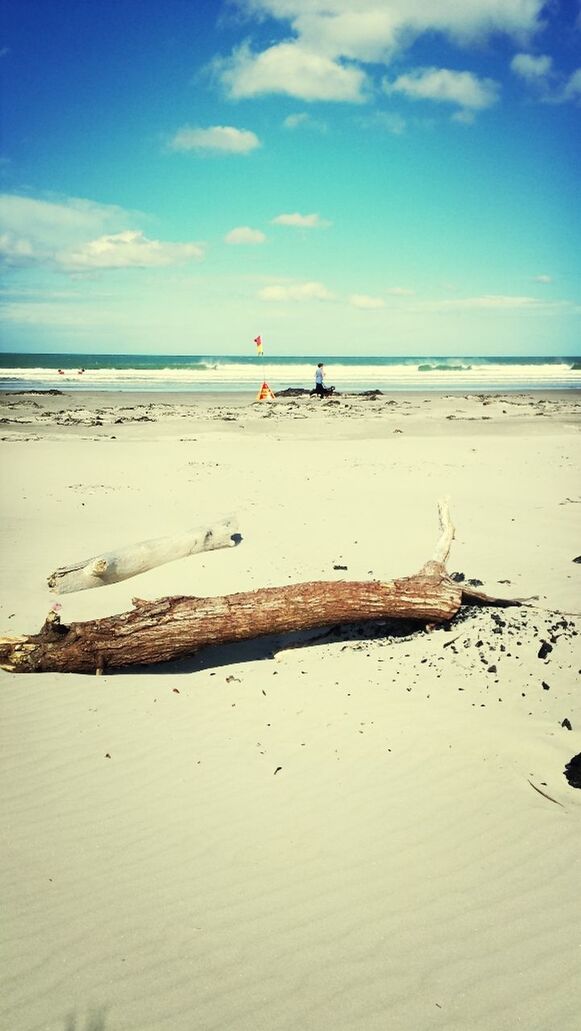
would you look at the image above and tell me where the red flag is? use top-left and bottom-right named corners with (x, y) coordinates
top-left (254, 335), bottom-right (263, 355)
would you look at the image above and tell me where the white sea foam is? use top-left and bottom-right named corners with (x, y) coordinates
top-left (0, 360), bottom-right (579, 392)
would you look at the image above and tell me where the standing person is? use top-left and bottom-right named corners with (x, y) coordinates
top-left (313, 362), bottom-right (334, 398)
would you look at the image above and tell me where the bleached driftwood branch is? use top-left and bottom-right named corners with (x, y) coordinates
top-left (0, 500), bottom-right (521, 674)
top-left (431, 496), bottom-right (455, 565)
top-left (47, 515), bottom-right (241, 594)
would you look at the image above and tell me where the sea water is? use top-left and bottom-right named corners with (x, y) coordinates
top-left (0, 353), bottom-right (579, 393)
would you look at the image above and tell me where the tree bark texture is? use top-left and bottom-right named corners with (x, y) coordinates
top-left (0, 502), bottom-right (520, 674)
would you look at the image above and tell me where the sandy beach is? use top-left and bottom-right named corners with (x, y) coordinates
top-left (1, 388), bottom-right (580, 1031)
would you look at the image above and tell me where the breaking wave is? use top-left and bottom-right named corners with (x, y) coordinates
top-left (0, 354), bottom-right (579, 393)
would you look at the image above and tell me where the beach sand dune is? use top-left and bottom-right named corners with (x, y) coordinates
top-left (0, 391), bottom-right (580, 1031)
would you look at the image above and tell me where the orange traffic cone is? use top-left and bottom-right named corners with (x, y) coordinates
top-left (256, 381), bottom-right (276, 401)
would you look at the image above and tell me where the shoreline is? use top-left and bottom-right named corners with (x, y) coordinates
top-left (2, 353), bottom-right (579, 398)
top-left (1, 388), bottom-right (579, 441)
top-left (2, 386), bottom-right (580, 399)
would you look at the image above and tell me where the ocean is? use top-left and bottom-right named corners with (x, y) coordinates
top-left (0, 353), bottom-right (579, 393)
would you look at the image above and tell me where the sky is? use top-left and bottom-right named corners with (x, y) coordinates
top-left (0, 0), bottom-right (580, 357)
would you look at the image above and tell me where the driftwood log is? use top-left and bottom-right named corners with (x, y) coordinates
top-left (0, 501), bottom-right (518, 675)
top-left (47, 515), bottom-right (240, 594)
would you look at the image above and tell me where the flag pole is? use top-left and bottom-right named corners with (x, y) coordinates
top-left (254, 335), bottom-right (274, 400)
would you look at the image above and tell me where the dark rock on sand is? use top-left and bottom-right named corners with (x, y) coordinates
top-left (564, 753), bottom-right (581, 789)
top-left (275, 387), bottom-right (383, 398)
top-left (13, 389), bottom-right (64, 396)
top-left (275, 388), bottom-right (311, 397)
top-left (538, 641), bottom-right (553, 660)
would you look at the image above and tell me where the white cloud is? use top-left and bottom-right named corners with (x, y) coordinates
top-left (0, 194), bottom-right (204, 273)
top-left (385, 67), bottom-right (499, 112)
top-left (283, 111), bottom-right (327, 131)
top-left (563, 67), bottom-right (581, 100)
top-left (533, 274), bottom-right (552, 283)
top-left (217, 2), bottom-right (546, 103)
top-left (283, 113), bottom-right (310, 129)
top-left (169, 124), bottom-right (261, 154)
top-left (292, 7), bottom-right (402, 62)
top-left (0, 193), bottom-right (129, 251)
top-left (438, 294), bottom-right (540, 310)
top-left (360, 110), bottom-right (407, 134)
top-left (58, 231), bottom-right (204, 271)
top-left (451, 108), bottom-right (477, 124)
top-left (215, 41), bottom-right (368, 102)
top-left (510, 56), bottom-right (581, 104)
top-left (375, 111), bottom-right (407, 134)
top-left (0, 193), bottom-right (133, 268)
top-left (0, 232), bottom-right (38, 266)
top-left (225, 226), bottom-right (266, 245)
top-left (259, 280), bottom-right (335, 302)
top-left (236, 2), bottom-right (546, 53)
top-left (431, 294), bottom-right (576, 315)
top-left (271, 212), bottom-right (331, 228)
top-left (510, 52), bottom-right (552, 80)
top-left (387, 286), bottom-right (415, 296)
top-left (349, 293), bottom-right (386, 309)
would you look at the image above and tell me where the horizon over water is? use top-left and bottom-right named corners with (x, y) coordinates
top-left (1, 352), bottom-right (580, 393)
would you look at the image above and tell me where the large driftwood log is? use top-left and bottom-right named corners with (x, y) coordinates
top-left (47, 516), bottom-right (240, 594)
top-left (0, 501), bottom-right (519, 675)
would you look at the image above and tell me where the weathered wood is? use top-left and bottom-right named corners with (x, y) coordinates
top-left (0, 573), bottom-right (463, 674)
top-left (431, 496), bottom-right (454, 565)
top-left (461, 585), bottom-right (527, 607)
top-left (47, 515), bottom-right (240, 594)
top-left (0, 501), bottom-right (520, 674)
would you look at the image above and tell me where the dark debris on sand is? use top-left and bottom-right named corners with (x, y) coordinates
top-left (275, 387), bottom-right (384, 399)
top-left (321, 604), bottom-right (579, 735)
top-left (564, 753), bottom-right (581, 789)
top-left (12, 389), bottom-right (65, 396)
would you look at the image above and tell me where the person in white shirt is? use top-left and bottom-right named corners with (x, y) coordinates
top-left (313, 362), bottom-right (334, 398)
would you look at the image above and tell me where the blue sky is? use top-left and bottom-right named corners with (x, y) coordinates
top-left (1, 0), bottom-right (580, 356)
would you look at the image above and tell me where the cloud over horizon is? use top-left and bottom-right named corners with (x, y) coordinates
top-left (169, 124), bottom-right (261, 154)
top-left (0, 194), bottom-right (204, 272)
top-left (258, 280), bottom-right (335, 302)
top-left (58, 231), bottom-right (204, 271)
top-left (349, 293), bottom-right (386, 309)
top-left (225, 226), bottom-right (266, 244)
top-left (271, 212), bottom-right (331, 228)
top-left (436, 294), bottom-right (548, 310)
